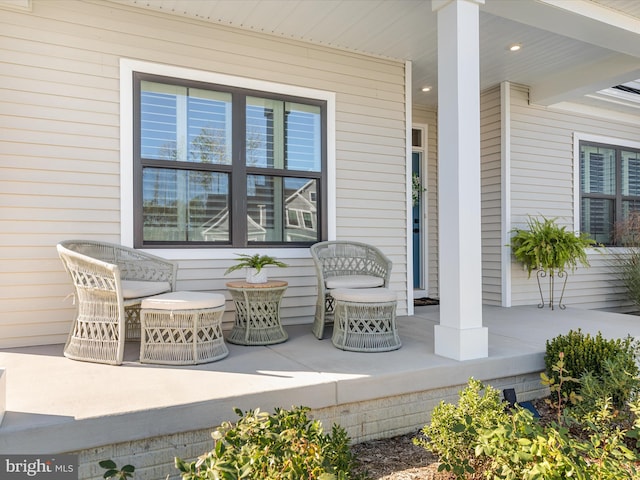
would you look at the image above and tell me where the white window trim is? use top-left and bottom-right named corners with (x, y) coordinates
top-left (573, 132), bottom-right (640, 244)
top-left (120, 58), bottom-right (336, 260)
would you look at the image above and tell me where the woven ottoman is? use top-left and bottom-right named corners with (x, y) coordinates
top-left (331, 288), bottom-right (401, 352)
top-left (140, 291), bottom-right (229, 365)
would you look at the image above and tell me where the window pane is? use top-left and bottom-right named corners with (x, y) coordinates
top-left (247, 175), bottom-right (318, 242)
top-left (141, 81), bottom-right (232, 164)
top-left (188, 88), bottom-right (232, 165)
top-left (246, 97), bottom-right (321, 172)
top-left (580, 145), bottom-right (615, 194)
top-left (141, 82), bottom-right (181, 160)
top-left (622, 150), bottom-right (640, 196)
top-left (581, 197), bottom-right (613, 244)
top-left (286, 102), bottom-right (321, 172)
top-left (143, 167), bottom-right (229, 242)
top-left (247, 97), bottom-right (279, 168)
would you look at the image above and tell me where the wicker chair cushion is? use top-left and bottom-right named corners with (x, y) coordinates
top-left (141, 291), bottom-right (226, 310)
top-left (331, 287), bottom-right (397, 303)
top-left (121, 280), bottom-right (172, 299)
top-left (325, 275), bottom-right (384, 289)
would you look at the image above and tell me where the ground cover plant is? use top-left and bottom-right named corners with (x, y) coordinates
top-left (414, 331), bottom-right (640, 479)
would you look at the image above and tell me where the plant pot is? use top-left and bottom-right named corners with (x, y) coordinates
top-left (246, 268), bottom-right (268, 284)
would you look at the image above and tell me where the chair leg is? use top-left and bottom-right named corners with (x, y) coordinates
top-left (312, 294), bottom-right (335, 339)
top-left (312, 304), bottom-right (325, 339)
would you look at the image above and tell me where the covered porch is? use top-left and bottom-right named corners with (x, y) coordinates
top-left (1, 305), bottom-right (639, 478)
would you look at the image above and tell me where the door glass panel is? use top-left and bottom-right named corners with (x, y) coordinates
top-left (412, 151), bottom-right (422, 289)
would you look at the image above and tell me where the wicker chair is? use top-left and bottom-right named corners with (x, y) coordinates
top-left (57, 240), bottom-right (178, 365)
top-left (310, 241), bottom-right (392, 339)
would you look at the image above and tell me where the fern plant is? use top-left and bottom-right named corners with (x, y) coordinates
top-left (224, 253), bottom-right (288, 275)
top-left (510, 216), bottom-right (596, 277)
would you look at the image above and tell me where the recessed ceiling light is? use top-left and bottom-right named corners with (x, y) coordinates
top-left (509, 44), bottom-right (522, 52)
top-left (421, 86), bottom-right (432, 92)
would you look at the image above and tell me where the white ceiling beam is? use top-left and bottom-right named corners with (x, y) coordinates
top-left (529, 54), bottom-right (640, 106)
top-left (483, 0), bottom-right (640, 56)
top-left (482, 0), bottom-right (640, 105)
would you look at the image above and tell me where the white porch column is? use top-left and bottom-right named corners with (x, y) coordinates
top-left (433, 0), bottom-right (488, 361)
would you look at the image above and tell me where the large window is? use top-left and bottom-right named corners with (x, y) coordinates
top-left (133, 73), bottom-right (326, 248)
top-left (580, 140), bottom-right (640, 245)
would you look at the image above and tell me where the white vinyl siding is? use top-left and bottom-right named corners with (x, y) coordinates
top-left (480, 86), bottom-right (503, 305)
top-left (508, 83), bottom-right (640, 309)
top-left (0, 0), bottom-right (407, 347)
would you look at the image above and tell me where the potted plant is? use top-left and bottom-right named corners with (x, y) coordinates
top-left (510, 216), bottom-right (596, 309)
top-left (224, 253), bottom-right (288, 284)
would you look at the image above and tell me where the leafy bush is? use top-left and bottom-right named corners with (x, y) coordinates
top-left (612, 212), bottom-right (640, 307)
top-left (175, 406), bottom-right (364, 480)
top-left (575, 354), bottom-right (640, 419)
top-left (416, 376), bottom-right (640, 480)
top-left (99, 460), bottom-right (135, 480)
top-left (413, 378), bottom-right (509, 478)
top-left (545, 329), bottom-right (639, 408)
top-left (477, 400), bottom-right (640, 480)
top-left (619, 251), bottom-right (640, 307)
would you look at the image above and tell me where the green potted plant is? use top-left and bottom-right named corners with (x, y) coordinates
top-left (510, 216), bottom-right (596, 309)
top-left (224, 253), bottom-right (288, 284)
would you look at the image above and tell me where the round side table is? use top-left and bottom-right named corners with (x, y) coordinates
top-left (226, 280), bottom-right (288, 345)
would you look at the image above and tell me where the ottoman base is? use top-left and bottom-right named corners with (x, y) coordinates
top-left (331, 288), bottom-right (401, 352)
top-left (140, 291), bottom-right (228, 365)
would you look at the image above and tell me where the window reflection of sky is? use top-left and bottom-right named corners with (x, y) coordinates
top-left (141, 84), bottom-right (321, 173)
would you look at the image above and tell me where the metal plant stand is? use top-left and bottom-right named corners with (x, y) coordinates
top-left (537, 270), bottom-right (568, 310)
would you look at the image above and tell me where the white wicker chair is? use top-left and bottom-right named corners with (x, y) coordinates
top-left (310, 241), bottom-right (392, 339)
top-left (57, 240), bottom-right (178, 365)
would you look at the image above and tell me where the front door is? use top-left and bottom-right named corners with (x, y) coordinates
top-left (412, 126), bottom-right (427, 295)
top-left (412, 151), bottom-right (423, 289)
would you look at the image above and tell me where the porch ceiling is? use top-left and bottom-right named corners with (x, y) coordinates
top-left (107, 0), bottom-right (640, 115)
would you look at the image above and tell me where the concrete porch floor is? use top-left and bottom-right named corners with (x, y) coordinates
top-left (2, 304), bottom-right (640, 457)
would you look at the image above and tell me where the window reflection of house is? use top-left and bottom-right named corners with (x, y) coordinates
top-left (200, 179), bottom-right (317, 242)
top-left (284, 179), bottom-right (317, 242)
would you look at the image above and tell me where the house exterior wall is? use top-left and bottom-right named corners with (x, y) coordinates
top-left (0, 0), bottom-right (408, 348)
top-left (480, 85), bottom-right (503, 306)
top-left (508, 83), bottom-right (640, 309)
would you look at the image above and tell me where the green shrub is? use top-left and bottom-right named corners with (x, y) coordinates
top-left (545, 329), bottom-right (639, 407)
top-left (618, 250), bottom-right (640, 307)
top-left (413, 378), bottom-right (509, 478)
top-left (610, 213), bottom-right (640, 308)
top-left (175, 406), bottom-right (364, 480)
top-left (573, 353), bottom-right (640, 419)
top-left (415, 375), bottom-right (640, 480)
top-left (477, 401), bottom-right (639, 480)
